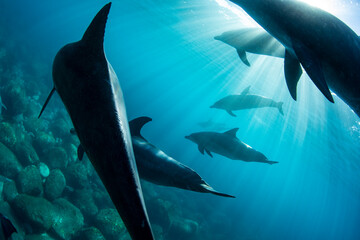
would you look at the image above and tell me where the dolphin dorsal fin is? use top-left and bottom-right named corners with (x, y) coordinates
top-left (38, 87), bottom-right (56, 118)
top-left (223, 128), bottom-right (239, 138)
top-left (81, 2), bottom-right (112, 52)
top-left (129, 117), bottom-right (152, 140)
top-left (241, 86), bottom-right (251, 95)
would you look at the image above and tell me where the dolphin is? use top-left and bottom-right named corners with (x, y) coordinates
top-left (230, 0), bottom-right (360, 116)
top-left (210, 86), bottom-right (284, 116)
top-left (0, 213), bottom-right (17, 240)
top-left (38, 3), bottom-right (154, 240)
top-left (129, 117), bottom-right (235, 198)
top-left (214, 28), bottom-right (285, 66)
top-left (71, 117), bottom-right (235, 198)
top-left (185, 128), bottom-right (278, 164)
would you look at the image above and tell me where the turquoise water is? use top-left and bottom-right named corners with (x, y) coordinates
top-left (1, 0), bottom-right (360, 239)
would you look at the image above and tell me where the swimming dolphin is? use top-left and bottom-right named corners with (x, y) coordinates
top-left (185, 128), bottom-right (278, 164)
top-left (0, 213), bottom-right (17, 240)
top-left (129, 117), bottom-right (235, 198)
top-left (210, 86), bottom-right (284, 116)
top-left (38, 3), bottom-right (154, 240)
top-left (71, 118), bottom-right (235, 198)
top-left (214, 28), bottom-right (285, 66)
top-left (230, 0), bottom-right (360, 116)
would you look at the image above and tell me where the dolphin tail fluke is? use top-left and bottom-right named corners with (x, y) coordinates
top-left (38, 87), bottom-right (56, 118)
top-left (129, 116), bottom-right (152, 139)
top-left (267, 161), bottom-right (278, 165)
top-left (81, 2), bottom-right (112, 52)
top-left (277, 102), bottom-right (284, 115)
top-left (200, 184), bottom-right (235, 198)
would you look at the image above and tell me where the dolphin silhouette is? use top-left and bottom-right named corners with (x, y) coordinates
top-left (38, 3), bottom-right (154, 239)
top-left (230, 0), bottom-right (360, 116)
top-left (185, 128), bottom-right (278, 164)
top-left (214, 28), bottom-right (285, 66)
top-left (210, 86), bottom-right (284, 116)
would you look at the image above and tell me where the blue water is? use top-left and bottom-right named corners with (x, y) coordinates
top-left (2, 0), bottom-right (360, 239)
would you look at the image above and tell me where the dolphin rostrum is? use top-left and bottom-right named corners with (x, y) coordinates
top-left (38, 3), bottom-right (154, 239)
top-left (71, 117), bottom-right (235, 198)
top-left (214, 28), bottom-right (285, 66)
top-left (210, 86), bottom-right (284, 116)
top-left (185, 128), bottom-right (278, 164)
top-left (230, 0), bottom-right (360, 116)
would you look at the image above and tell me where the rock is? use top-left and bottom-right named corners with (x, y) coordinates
top-left (42, 147), bottom-right (68, 169)
top-left (17, 165), bottom-right (43, 196)
top-left (73, 227), bottom-right (105, 240)
top-left (32, 132), bottom-right (56, 156)
top-left (12, 194), bottom-right (55, 231)
top-left (147, 198), bottom-right (171, 228)
top-left (167, 218), bottom-right (199, 239)
top-left (0, 142), bottom-right (22, 179)
top-left (64, 162), bottom-right (88, 189)
top-left (25, 233), bottom-right (55, 240)
top-left (2, 79), bottom-right (28, 117)
top-left (71, 188), bottom-right (98, 218)
top-left (14, 141), bottom-right (39, 166)
top-left (3, 179), bottom-right (18, 203)
top-left (95, 208), bottom-right (128, 240)
top-left (51, 198), bottom-right (84, 240)
top-left (0, 122), bottom-right (17, 148)
top-left (92, 186), bottom-right (113, 210)
top-left (44, 169), bottom-right (66, 201)
top-left (38, 162), bottom-right (49, 178)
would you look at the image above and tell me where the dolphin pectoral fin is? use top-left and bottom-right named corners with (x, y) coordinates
top-left (241, 86), bottom-right (251, 95)
top-left (198, 145), bottom-right (205, 155)
top-left (0, 213), bottom-right (17, 240)
top-left (237, 49), bottom-right (251, 67)
top-left (77, 144), bottom-right (85, 161)
top-left (129, 117), bottom-right (152, 140)
top-left (226, 110), bottom-right (236, 117)
top-left (292, 41), bottom-right (334, 103)
top-left (284, 50), bottom-right (302, 101)
top-left (38, 87), bottom-right (56, 118)
top-left (223, 128), bottom-right (239, 138)
top-left (205, 149), bottom-right (213, 158)
top-left (200, 184), bottom-right (235, 198)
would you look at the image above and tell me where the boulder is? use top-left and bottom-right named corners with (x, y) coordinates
top-left (32, 132), bottom-right (56, 156)
top-left (14, 141), bottom-right (39, 166)
top-left (17, 165), bottom-right (43, 196)
top-left (0, 142), bottom-right (22, 179)
top-left (12, 194), bottom-right (55, 231)
top-left (25, 234), bottom-right (54, 240)
top-left (3, 179), bottom-right (18, 203)
top-left (51, 198), bottom-right (84, 240)
top-left (38, 162), bottom-right (50, 178)
top-left (0, 122), bottom-right (17, 148)
top-left (44, 169), bottom-right (66, 201)
top-left (42, 147), bottom-right (68, 170)
top-left (95, 208), bottom-right (128, 240)
top-left (73, 227), bottom-right (105, 240)
top-left (71, 188), bottom-right (98, 218)
top-left (63, 162), bottom-right (88, 189)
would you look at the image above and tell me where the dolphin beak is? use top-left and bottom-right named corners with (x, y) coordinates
top-left (214, 36), bottom-right (220, 41)
top-left (210, 105), bottom-right (215, 108)
top-left (185, 136), bottom-right (190, 140)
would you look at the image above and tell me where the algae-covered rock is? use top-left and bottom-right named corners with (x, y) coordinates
top-left (167, 218), bottom-right (199, 239)
top-left (0, 122), bottom-right (17, 148)
top-left (92, 186), bottom-right (113, 209)
top-left (95, 208), bottom-right (128, 240)
top-left (2, 79), bottom-right (28, 117)
top-left (17, 165), bottom-right (43, 196)
top-left (33, 132), bottom-right (56, 156)
top-left (12, 194), bottom-right (55, 231)
top-left (0, 142), bottom-right (22, 179)
top-left (73, 227), bottom-right (105, 240)
top-left (3, 179), bottom-right (18, 203)
top-left (51, 198), bottom-right (84, 240)
top-left (64, 162), bottom-right (88, 189)
top-left (14, 141), bottom-right (39, 166)
top-left (71, 188), bottom-right (98, 218)
top-left (147, 198), bottom-right (171, 228)
top-left (42, 147), bottom-right (68, 169)
top-left (25, 233), bottom-right (55, 240)
top-left (44, 169), bottom-right (66, 201)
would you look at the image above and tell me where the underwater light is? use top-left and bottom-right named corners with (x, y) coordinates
top-left (297, 0), bottom-right (338, 14)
